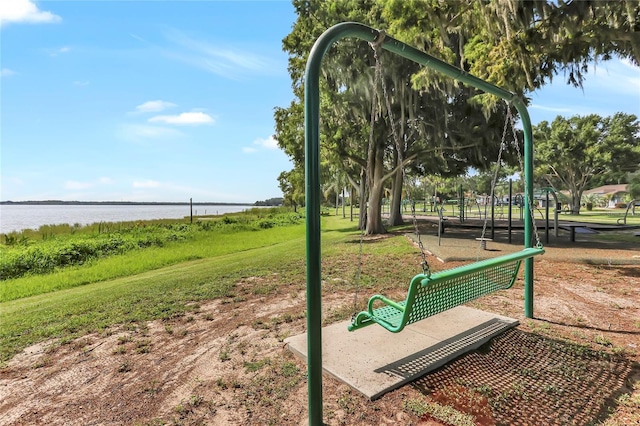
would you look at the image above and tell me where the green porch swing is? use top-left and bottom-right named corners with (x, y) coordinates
top-left (347, 47), bottom-right (545, 333)
top-left (303, 22), bottom-right (543, 425)
top-left (347, 246), bottom-right (544, 332)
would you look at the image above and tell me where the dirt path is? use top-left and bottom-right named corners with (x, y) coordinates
top-left (1, 251), bottom-right (639, 425)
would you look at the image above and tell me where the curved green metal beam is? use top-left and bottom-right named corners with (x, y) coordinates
top-left (304, 22), bottom-right (537, 425)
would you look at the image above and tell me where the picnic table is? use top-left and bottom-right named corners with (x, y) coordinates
top-left (559, 223), bottom-right (598, 242)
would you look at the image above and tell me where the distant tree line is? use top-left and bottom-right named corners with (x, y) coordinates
top-left (254, 198), bottom-right (284, 207)
top-left (534, 113), bottom-right (640, 214)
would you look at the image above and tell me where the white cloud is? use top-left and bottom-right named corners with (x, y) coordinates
top-left (589, 59), bottom-right (640, 94)
top-left (148, 111), bottom-right (214, 125)
top-left (64, 177), bottom-right (114, 190)
top-left (135, 100), bottom-right (177, 113)
top-left (254, 135), bottom-right (278, 150)
top-left (133, 180), bottom-right (161, 188)
top-left (47, 46), bottom-right (71, 57)
top-left (0, 68), bottom-right (16, 77)
top-left (529, 105), bottom-right (572, 113)
top-left (243, 135), bottom-right (279, 153)
top-left (65, 180), bottom-right (93, 190)
top-left (129, 33), bottom-right (147, 43)
top-left (73, 80), bottom-right (89, 86)
top-left (127, 180), bottom-right (246, 202)
top-left (0, 0), bottom-right (61, 27)
top-left (628, 76), bottom-right (640, 91)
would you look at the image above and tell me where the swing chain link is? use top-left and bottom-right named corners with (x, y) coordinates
top-left (354, 30), bottom-right (437, 320)
top-left (507, 106), bottom-right (543, 248)
top-left (411, 199), bottom-right (431, 276)
top-left (478, 104), bottom-right (510, 258)
top-left (372, 33), bottom-right (431, 277)
top-left (352, 232), bottom-right (363, 323)
top-left (371, 30), bottom-right (386, 50)
top-left (352, 34), bottom-right (387, 322)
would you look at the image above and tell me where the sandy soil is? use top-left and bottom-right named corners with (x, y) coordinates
top-left (1, 243), bottom-right (639, 425)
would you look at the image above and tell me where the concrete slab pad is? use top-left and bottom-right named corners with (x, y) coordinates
top-left (285, 306), bottom-right (518, 400)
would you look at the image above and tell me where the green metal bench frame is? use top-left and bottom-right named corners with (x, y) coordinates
top-left (348, 247), bottom-right (544, 333)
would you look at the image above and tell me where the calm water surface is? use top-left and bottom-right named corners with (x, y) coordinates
top-left (0, 204), bottom-right (253, 233)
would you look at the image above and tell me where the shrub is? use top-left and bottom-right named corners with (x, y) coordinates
top-left (0, 225), bottom-right (194, 280)
top-left (0, 211), bottom-right (304, 280)
top-left (257, 220), bottom-right (275, 229)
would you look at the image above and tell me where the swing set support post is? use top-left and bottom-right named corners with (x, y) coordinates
top-left (304, 22), bottom-right (536, 426)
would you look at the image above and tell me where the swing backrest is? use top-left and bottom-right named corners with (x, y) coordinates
top-left (403, 247), bottom-right (544, 327)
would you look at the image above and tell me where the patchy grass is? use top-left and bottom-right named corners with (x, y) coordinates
top-left (403, 397), bottom-right (476, 426)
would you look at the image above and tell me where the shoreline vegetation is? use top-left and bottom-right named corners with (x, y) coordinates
top-left (0, 207), bottom-right (304, 303)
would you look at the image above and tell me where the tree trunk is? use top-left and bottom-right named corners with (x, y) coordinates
top-left (367, 179), bottom-right (386, 234)
top-left (366, 145), bottom-right (386, 234)
top-left (571, 190), bottom-right (582, 214)
top-left (388, 167), bottom-right (405, 226)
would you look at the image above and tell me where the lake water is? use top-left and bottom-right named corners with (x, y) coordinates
top-left (0, 204), bottom-right (254, 234)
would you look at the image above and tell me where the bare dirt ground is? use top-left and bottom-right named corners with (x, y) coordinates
top-left (1, 239), bottom-right (639, 425)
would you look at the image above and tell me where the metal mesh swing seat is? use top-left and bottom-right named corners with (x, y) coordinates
top-left (348, 246), bottom-right (544, 333)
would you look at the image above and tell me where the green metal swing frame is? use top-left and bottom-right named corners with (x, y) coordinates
top-left (304, 22), bottom-right (540, 425)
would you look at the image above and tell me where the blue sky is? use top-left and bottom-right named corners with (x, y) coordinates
top-left (1, 1), bottom-right (639, 203)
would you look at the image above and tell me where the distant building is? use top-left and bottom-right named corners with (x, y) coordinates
top-left (532, 188), bottom-right (570, 208)
top-left (583, 184), bottom-right (629, 207)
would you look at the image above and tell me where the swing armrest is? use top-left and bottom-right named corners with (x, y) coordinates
top-left (347, 295), bottom-right (407, 332)
top-left (367, 294), bottom-right (406, 314)
top-left (347, 311), bottom-right (375, 331)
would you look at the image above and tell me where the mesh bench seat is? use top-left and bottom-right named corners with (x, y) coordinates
top-left (348, 247), bottom-right (545, 333)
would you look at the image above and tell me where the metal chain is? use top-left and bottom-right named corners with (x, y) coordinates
top-left (477, 106), bottom-right (510, 259)
top-left (351, 35), bottom-right (385, 321)
top-left (508, 106), bottom-right (543, 248)
top-left (410, 185), bottom-right (431, 276)
top-left (373, 38), bottom-right (430, 276)
top-left (353, 218), bottom-right (365, 321)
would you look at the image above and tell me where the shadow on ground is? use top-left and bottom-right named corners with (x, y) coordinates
top-left (412, 328), bottom-right (638, 426)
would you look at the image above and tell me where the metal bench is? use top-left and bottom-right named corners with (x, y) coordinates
top-left (348, 247), bottom-right (545, 333)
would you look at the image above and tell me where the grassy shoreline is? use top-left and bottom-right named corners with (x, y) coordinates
top-left (0, 212), bottom-right (374, 363)
top-left (1, 208), bottom-right (303, 300)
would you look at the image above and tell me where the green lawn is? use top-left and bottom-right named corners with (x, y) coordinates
top-left (556, 210), bottom-right (640, 225)
top-left (0, 224), bottom-right (306, 302)
top-left (0, 215), bottom-right (371, 363)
